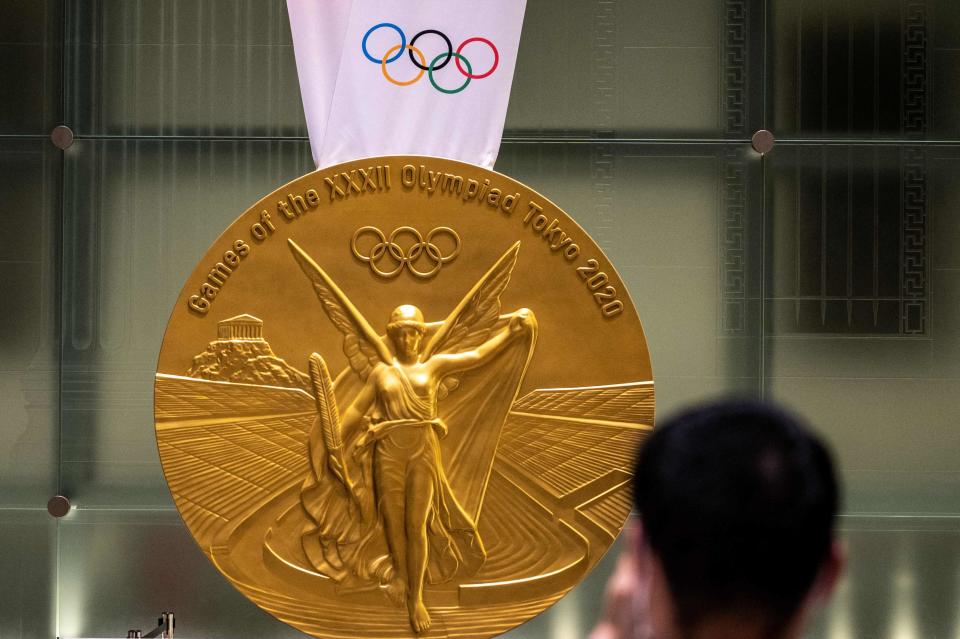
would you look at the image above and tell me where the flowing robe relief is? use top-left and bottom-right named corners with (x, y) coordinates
top-left (299, 316), bottom-right (536, 590)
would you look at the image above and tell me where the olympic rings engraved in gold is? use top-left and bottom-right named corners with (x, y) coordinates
top-left (351, 226), bottom-right (461, 279)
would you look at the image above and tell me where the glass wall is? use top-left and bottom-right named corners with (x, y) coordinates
top-left (1, 0), bottom-right (958, 637)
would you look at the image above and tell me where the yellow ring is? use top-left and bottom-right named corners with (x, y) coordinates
top-left (381, 44), bottom-right (426, 86)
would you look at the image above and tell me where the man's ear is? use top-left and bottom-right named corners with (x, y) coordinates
top-left (811, 539), bottom-right (846, 604)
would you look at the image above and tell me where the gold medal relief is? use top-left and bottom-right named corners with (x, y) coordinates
top-left (155, 157), bottom-right (654, 639)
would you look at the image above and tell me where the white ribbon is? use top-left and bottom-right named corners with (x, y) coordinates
top-left (286, 0), bottom-right (527, 169)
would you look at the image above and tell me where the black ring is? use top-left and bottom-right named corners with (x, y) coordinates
top-left (408, 29), bottom-right (452, 71)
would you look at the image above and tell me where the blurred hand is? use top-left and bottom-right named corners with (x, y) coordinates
top-left (588, 519), bottom-right (653, 639)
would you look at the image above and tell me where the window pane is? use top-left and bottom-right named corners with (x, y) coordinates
top-left (0, 511), bottom-right (56, 639)
top-left (60, 138), bottom-right (312, 506)
top-left (507, 0), bottom-right (763, 138)
top-left (0, 0), bottom-right (62, 134)
top-left (65, 0), bottom-right (304, 137)
top-left (766, 143), bottom-right (960, 514)
top-left (0, 140), bottom-right (60, 507)
top-left (57, 509), bottom-right (305, 638)
top-left (768, 0), bottom-right (960, 141)
top-left (810, 518), bottom-right (960, 639)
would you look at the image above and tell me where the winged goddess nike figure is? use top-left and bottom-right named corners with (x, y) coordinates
top-left (288, 238), bottom-right (538, 634)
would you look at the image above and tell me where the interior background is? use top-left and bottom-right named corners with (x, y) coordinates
top-left (1, 0), bottom-right (959, 637)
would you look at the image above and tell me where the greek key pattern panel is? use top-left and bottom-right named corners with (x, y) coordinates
top-left (901, 148), bottom-right (927, 335)
top-left (592, 0), bottom-right (617, 139)
top-left (721, 0), bottom-right (748, 136)
top-left (902, 0), bottom-right (928, 138)
top-left (719, 148), bottom-right (747, 334)
top-left (591, 0), bottom-right (618, 250)
top-left (900, 0), bottom-right (928, 335)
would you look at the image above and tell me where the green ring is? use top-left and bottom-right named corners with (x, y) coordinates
top-left (428, 52), bottom-right (471, 94)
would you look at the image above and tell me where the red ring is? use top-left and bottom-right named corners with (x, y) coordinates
top-left (455, 37), bottom-right (499, 79)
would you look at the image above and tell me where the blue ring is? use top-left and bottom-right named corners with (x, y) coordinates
top-left (362, 23), bottom-right (406, 64)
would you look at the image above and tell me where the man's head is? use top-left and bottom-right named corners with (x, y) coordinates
top-left (387, 305), bottom-right (426, 361)
top-left (632, 401), bottom-right (842, 639)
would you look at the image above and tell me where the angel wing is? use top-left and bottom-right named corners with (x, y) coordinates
top-left (421, 241), bottom-right (521, 399)
top-left (289, 239), bottom-right (392, 382)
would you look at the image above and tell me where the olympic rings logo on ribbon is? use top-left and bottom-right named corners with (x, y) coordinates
top-left (351, 226), bottom-right (461, 279)
top-left (361, 23), bottom-right (499, 94)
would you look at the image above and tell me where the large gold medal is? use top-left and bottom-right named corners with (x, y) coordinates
top-left (155, 156), bottom-right (654, 638)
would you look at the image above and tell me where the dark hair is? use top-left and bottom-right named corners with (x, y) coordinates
top-left (633, 400), bottom-right (838, 634)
